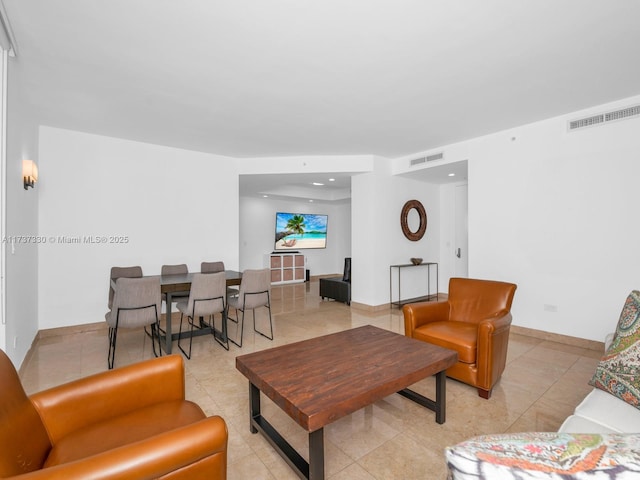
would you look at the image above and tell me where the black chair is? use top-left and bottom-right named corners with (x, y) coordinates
top-left (320, 258), bottom-right (351, 305)
top-left (343, 257), bottom-right (351, 282)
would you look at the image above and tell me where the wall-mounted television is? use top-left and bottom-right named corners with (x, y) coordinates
top-left (274, 212), bottom-right (328, 251)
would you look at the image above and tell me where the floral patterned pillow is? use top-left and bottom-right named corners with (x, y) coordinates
top-left (446, 432), bottom-right (640, 479)
top-left (589, 290), bottom-right (640, 409)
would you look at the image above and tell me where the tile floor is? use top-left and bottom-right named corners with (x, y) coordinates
top-left (20, 280), bottom-right (603, 479)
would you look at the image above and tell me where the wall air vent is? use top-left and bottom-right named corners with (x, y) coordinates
top-left (426, 152), bottom-right (444, 162)
top-left (568, 104), bottom-right (640, 132)
top-left (410, 157), bottom-right (426, 167)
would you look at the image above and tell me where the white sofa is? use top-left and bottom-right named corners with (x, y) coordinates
top-left (445, 333), bottom-right (640, 478)
top-left (558, 387), bottom-right (640, 433)
top-left (558, 332), bottom-right (640, 433)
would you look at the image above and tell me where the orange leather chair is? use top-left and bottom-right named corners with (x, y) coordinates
top-left (0, 350), bottom-right (227, 479)
top-left (403, 277), bottom-right (517, 399)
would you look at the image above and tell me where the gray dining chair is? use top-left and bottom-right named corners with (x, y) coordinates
top-left (108, 265), bottom-right (143, 310)
top-left (162, 264), bottom-right (189, 276)
top-left (201, 261), bottom-right (225, 273)
top-left (161, 263), bottom-right (189, 324)
top-left (202, 260), bottom-right (240, 297)
top-left (227, 268), bottom-right (273, 348)
top-left (105, 276), bottom-right (162, 369)
top-left (177, 272), bottom-right (228, 357)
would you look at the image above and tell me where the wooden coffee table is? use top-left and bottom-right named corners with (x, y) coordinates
top-left (235, 325), bottom-right (458, 479)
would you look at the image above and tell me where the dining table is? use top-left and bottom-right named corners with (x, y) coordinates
top-left (111, 270), bottom-right (242, 354)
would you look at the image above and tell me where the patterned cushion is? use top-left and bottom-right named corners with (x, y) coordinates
top-left (589, 290), bottom-right (640, 409)
top-left (446, 432), bottom-right (640, 479)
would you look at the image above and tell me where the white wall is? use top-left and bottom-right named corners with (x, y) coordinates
top-left (38, 127), bottom-right (239, 330)
top-left (3, 53), bottom-right (39, 365)
top-left (352, 156), bottom-right (440, 307)
top-left (439, 181), bottom-right (469, 289)
top-left (395, 94), bottom-right (640, 342)
top-left (239, 196), bottom-right (351, 276)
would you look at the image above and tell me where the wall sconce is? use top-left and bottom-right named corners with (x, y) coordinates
top-left (23, 160), bottom-right (38, 190)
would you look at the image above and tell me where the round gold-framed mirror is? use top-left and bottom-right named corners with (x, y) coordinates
top-left (400, 200), bottom-right (427, 241)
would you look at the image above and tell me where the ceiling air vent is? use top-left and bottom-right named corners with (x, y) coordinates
top-left (605, 104), bottom-right (640, 122)
top-left (568, 104), bottom-right (640, 132)
top-left (426, 152), bottom-right (444, 162)
top-left (568, 114), bottom-right (604, 130)
top-left (410, 152), bottom-right (444, 167)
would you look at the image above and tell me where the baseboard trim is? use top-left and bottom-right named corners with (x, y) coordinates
top-left (37, 321), bottom-right (106, 339)
top-left (510, 325), bottom-right (604, 353)
top-left (35, 312), bottom-right (184, 339)
top-left (349, 301), bottom-right (390, 312)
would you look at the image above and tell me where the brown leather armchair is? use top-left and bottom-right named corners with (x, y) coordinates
top-left (403, 277), bottom-right (517, 399)
top-left (0, 350), bottom-right (227, 479)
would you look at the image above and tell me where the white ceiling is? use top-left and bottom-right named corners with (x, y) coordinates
top-left (5, 1), bottom-right (640, 198)
top-left (398, 160), bottom-right (468, 185)
top-left (240, 172), bottom-right (353, 204)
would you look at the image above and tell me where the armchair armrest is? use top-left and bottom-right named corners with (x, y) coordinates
top-left (478, 310), bottom-right (512, 338)
top-left (476, 311), bottom-right (513, 389)
top-left (7, 416), bottom-right (228, 480)
top-left (403, 301), bottom-right (451, 336)
top-left (31, 355), bottom-right (185, 444)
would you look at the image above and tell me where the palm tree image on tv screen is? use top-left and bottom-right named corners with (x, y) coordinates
top-left (274, 212), bottom-right (328, 250)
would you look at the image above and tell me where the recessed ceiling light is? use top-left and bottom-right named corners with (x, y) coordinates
top-left (328, 178), bottom-right (335, 182)
top-left (312, 182), bottom-right (324, 186)
top-left (309, 199), bottom-right (314, 202)
top-left (263, 194), bottom-right (269, 197)
top-left (448, 173), bottom-right (455, 177)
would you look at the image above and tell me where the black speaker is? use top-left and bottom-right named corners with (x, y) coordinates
top-left (342, 257), bottom-right (351, 283)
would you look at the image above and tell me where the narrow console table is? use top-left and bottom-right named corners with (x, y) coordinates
top-left (389, 262), bottom-right (438, 308)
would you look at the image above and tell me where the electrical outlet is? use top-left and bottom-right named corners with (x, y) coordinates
top-left (544, 304), bottom-right (558, 313)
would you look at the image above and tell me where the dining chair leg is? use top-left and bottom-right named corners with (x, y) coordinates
top-left (151, 321), bottom-right (163, 358)
top-left (144, 317), bottom-right (166, 338)
top-left (252, 307), bottom-right (273, 341)
top-left (228, 307), bottom-right (244, 348)
top-left (253, 293), bottom-right (273, 341)
top-left (240, 309), bottom-right (245, 347)
top-left (213, 310), bottom-right (229, 351)
top-left (228, 309), bottom-right (238, 324)
top-left (108, 326), bottom-right (118, 370)
top-left (177, 313), bottom-right (194, 360)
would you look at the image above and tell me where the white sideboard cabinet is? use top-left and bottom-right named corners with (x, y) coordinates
top-left (267, 253), bottom-right (305, 285)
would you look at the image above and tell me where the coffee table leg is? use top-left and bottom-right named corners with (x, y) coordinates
top-left (398, 369), bottom-right (447, 424)
top-left (248, 381), bottom-right (324, 479)
top-left (309, 428), bottom-right (324, 480)
top-left (249, 382), bottom-right (260, 434)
